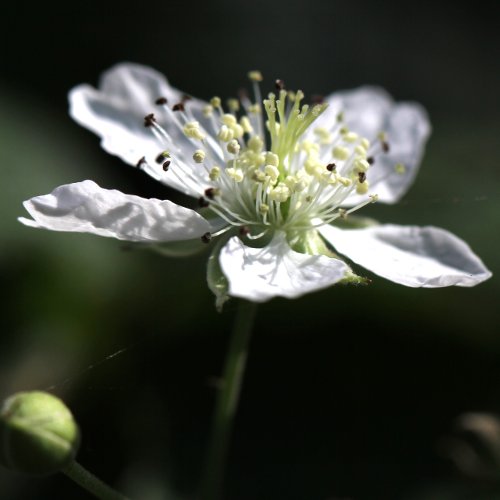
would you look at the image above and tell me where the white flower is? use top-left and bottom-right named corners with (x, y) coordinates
top-left (19, 63), bottom-right (491, 304)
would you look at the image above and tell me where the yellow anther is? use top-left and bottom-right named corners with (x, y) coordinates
top-left (336, 111), bottom-right (344, 122)
top-left (217, 125), bottom-right (234, 142)
top-left (193, 149), bottom-right (206, 163)
top-left (227, 139), bottom-right (241, 155)
top-left (333, 146), bottom-right (350, 161)
top-left (248, 70), bottom-right (263, 82)
top-left (287, 90), bottom-right (296, 102)
top-left (339, 126), bottom-right (349, 135)
top-left (259, 203), bottom-right (269, 214)
top-left (222, 114), bottom-right (237, 126)
top-left (311, 103), bottom-right (327, 117)
top-left (210, 96), bottom-right (221, 108)
top-left (395, 163), bottom-right (406, 174)
top-left (269, 183), bottom-right (291, 203)
top-left (265, 152), bottom-right (279, 167)
top-left (203, 104), bottom-right (214, 117)
top-left (305, 156), bottom-right (320, 175)
top-left (360, 138), bottom-right (370, 149)
top-left (377, 131), bottom-right (387, 141)
top-left (230, 123), bottom-right (244, 139)
top-left (344, 132), bottom-right (359, 143)
top-left (356, 181), bottom-right (370, 195)
top-left (264, 165), bottom-right (280, 182)
top-left (301, 140), bottom-right (320, 155)
top-left (253, 170), bottom-right (267, 183)
top-left (226, 167), bottom-right (244, 182)
top-left (355, 145), bottom-right (368, 156)
top-left (248, 103), bottom-right (261, 114)
top-left (370, 194), bottom-right (379, 202)
top-left (183, 121), bottom-right (206, 140)
top-left (354, 159), bottom-right (370, 173)
top-left (337, 176), bottom-right (352, 187)
top-left (314, 127), bottom-right (332, 144)
top-left (240, 116), bottom-right (253, 134)
top-left (227, 98), bottom-right (240, 112)
top-left (248, 135), bottom-right (263, 152)
top-left (209, 166), bottom-right (220, 181)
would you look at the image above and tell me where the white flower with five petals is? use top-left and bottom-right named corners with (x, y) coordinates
top-left (19, 63), bottom-right (491, 305)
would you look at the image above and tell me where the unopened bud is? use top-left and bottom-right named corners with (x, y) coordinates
top-left (0, 391), bottom-right (80, 475)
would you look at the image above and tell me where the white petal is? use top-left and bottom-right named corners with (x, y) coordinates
top-left (219, 232), bottom-right (349, 302)
top-left (19, 180), bottom-right (210, 242)
top-left (316, 86), bottom-right (431, 205)
top-left (319, 224), bottom-right (491, 287)
top-left (69, 63), bottom-right (215, 197)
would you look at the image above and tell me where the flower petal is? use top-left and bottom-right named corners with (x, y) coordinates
top-left (219, 231), bottom-right (349, 302)
top-left (316, 86), bottom-right (431, 205)
top-left (19, 180), bottom-right (210, 242)
top-left (69, 63), bottom-right (214, 197)
top-left (319, 224), bottom-right (492, 287)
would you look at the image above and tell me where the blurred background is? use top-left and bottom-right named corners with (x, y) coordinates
top-left (1, 1), bottom-right (499, 499)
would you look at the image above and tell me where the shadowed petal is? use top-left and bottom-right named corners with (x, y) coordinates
top-left (219, 232), bottom-right (349, 302)
top-left (315, 87), bottom-right (430, 205)
top-left (319, 224), bottom-right (491, 287)
top-left (19, 180), bottom-right (210, 242)
top-left (69, 63), bottom-right (213, 197)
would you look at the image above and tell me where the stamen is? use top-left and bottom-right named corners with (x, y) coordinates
top-left (201, 232), bottom-right (212, 244)
top-left (155, 97), bottom-right (168, 105)
top-left (144, 113), bottom-right (156, 127)
top-left (172, 102), bottom-right (185, 112)
top-left (162, 160), bottom-right (171, 171)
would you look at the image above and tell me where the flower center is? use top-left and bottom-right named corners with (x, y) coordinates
top-left (142, 71), bottom-right (384, 241)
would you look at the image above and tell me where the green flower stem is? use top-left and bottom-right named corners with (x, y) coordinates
top-left (62, 460), bottom-right (129, 500)
top-left (201, 300), bottom-right (258, 500)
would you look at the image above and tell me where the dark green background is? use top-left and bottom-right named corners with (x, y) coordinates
top-left (1, 2), bottom-right (499, 499)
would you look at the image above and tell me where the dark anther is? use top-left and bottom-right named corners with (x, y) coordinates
top-left (326, 163), bottom-right (336, 172)
top-left (136, 156), bottom-right (146, 168)
top-left (144, 113), bottom-right (156, 127)
top-left (311, 94), bottom-right (325, 104)
top-left (382, 141), bottom-right (390, 153)
top-left (162, 160), bottom-right (171, 171)
top-left (275, 79), bottom-right (285, 91)
top-left (198, 197), bottom-right (209, 208)
top-left (156, 152), bottom-right (169, 164)
top-left (238, 88), bottom-right (249, 100)
top-left (201, 232), bottom-right (212, 244)
top-left (204, 188), bottom-right (216, 200)
top-left (239, 226), bottom-right (250, 236)
top-left (367, 156), bottom-right (375, 165)
top-left (155, 97), bottom-right (168, 105)
top-left (358, 172), bottom-right (367, 183)
top-left (172, 102), bottom-right (185, 112)
top-left (181, 94), bottom-right (192, 103)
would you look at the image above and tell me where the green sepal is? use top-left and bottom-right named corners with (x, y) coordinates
top-left (339, 271), bottom-right (371, 285)
top-left (207, 237), bottom-right (231, 312)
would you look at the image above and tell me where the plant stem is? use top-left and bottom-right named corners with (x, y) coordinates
top-left (62, 460), bottom-right (129, 500)
top-left (201, 300), bottom-right (258, 500)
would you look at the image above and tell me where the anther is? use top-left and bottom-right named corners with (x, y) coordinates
top-left (239, 226), bottom-right (250, 236)
top-left (136, 156), bottom-right (146, 168)
top-left (382, 141), bottom-right (390, 153)
top-left (198, 197), bottom-right (209, 208)
top-left (182, 94), bottom-right (192, 103)
top-left (204, 187), bottom-right (219, 200)
top-left (156, 151), bottom-right (170, 164)
top-left (155, 97), bottom-right (168, 105)
top-left (172, 102), bottom-right (185, 112)
top-left (275, 79), bottom-right (285, 90)
top-left (358, 172), bottom-right (366, 183)
top-left (162, 160), bottom-right (171, 171)
top-left (248, 70), bottom-right (263, 82)
top-left (144, 113), bottom-right (156, 127)
top-left (311, 94), bottom-right (325, 104)
top-left (326, 163), bottom-right (336, 172)
top-left (367, 156), bottom-right (375, 165)
top-left (201, 232), bottom-right (212, 244)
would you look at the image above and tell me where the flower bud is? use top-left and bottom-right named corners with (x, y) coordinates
top-left (0, 391), bottom-right (80, 475)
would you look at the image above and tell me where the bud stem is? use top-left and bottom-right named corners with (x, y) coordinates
top-left (62, 460), bottom-right (129, 500)
top-left (200, 300), bottom-right (258, 500)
